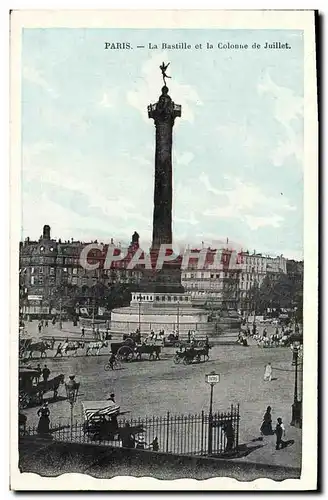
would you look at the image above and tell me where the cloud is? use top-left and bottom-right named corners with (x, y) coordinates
top-left (199, 174), bottom-right (295, 229)
top-left (23, 65), bottom-right (57, 96)
top-left (126, 52), bottom-right (202, 124)
top-left (258, 72), bottom-right (303, 167)
top-left (22, 142), bottom-right (153, 240)
top-left (244, 215), bottom-right (284, 230)
top-left (175, 151), bottom-right (194, 166)
top-left (98, 88), bottom-right (119, 109)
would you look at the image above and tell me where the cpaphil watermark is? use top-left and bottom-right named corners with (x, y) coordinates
top-left (79, 240), bottom-right (245, 272)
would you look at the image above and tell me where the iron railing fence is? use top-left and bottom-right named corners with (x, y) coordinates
top-left (22, 405), bottom-right (240, 457)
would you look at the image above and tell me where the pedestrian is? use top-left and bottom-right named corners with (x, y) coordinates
top-left (260, 406), bottom-right (274, 436)
top-left (223, 421), bottom-right (235, 452)
top-left (263, 327), bottom-right (267, 337)
top-left (45, 319), bottom-right (48, 327)
top-left (187, 330), bottom-right (191, 343)
top-left (263, 363), bottom-right (272, 382)
top-left (42, 364), bottom-right (50, 382)
top-left (54, 343), bottom-right (62, 358)
top-left (107, 393), bottom-right (115, 403)
top-left (81, 327), bottom-right (85, 339)
top-left (150, 436), bottom-right (159, 451)
top-left (38, 322), bottom-right (42, 334)
top-left (37, 401), bottom-right (50, 435)
top-left (121, 422), bottom-right (135, 449)
top-left (35, 363), bottom-right (41, 384)
top-left (275, 417), bottom-right (286, 450)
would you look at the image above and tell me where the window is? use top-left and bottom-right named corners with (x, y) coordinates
top-left (50, 267), bottom-right (55, 276)
top-left (31, 276), bottom-right (34, 285)
top-left (167, 296), bottom-right (171, 302)
top-left (40, 246), bottom-right (44, 252)
top-left (216, 274), bottom-right (220, 278)
top-left (72, 277), bottom-right (78, 285)
top-left (210, 274), bottom-right (214, 279)
top-left (39, 267), bottom-right (44, 274)
top-left (31, 267), bottom-right (34, 274)
top-left (63, 267), bottom-right (68, 273)
top-left (173, 296), bottom-right (177, 301)
top-left (156, 296), bottom-right (160, 301)
top-left (50, 247), bottom-right (54, 252)
top-left (39, 277), bottom-right (43, 285)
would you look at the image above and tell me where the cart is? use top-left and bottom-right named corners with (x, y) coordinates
top-left (19, 367), bottom-right (43, 409)
top-left (82, 400), bottom-right (145, 442)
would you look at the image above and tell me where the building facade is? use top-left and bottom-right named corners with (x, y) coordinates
top-left (20, 225), bottom-right (289, 316)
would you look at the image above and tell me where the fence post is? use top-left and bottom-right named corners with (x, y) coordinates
top-left (201, 410), bottom-right (204, 455)
top-left (166, 411), bottom-right (170, 453)
top-left (236, 404), bottom-right (240, 451)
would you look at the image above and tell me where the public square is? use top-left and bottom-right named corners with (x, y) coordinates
top-left (21, 322), bottom-right (302, 470)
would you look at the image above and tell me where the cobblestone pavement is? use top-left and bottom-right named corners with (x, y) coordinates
top-left (20, 322), bottom-right (303, 470)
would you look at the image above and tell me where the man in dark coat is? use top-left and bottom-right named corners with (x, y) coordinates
top-left (42, 365), bottom-right (50, 382)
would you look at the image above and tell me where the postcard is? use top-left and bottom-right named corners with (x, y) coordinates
top-left (10, 9), bottom-right (318, 491)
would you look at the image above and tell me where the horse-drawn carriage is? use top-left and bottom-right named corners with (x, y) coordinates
top-left (82, 400), bottom-right (145, 443)
top-left (173, 344), bottom-right (211, 365)
top-left (111, 338), bottom-right (161, 362)
top-left (19, 366), bottom-right (65, 408)
top-left (19, 367), bottom-right (42, 409)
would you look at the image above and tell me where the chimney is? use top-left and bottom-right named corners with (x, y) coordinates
top-left (43, 225), bottom-right (51, 240)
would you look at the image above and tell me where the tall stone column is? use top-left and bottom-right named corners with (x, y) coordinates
top-left (143, 84), bottom-right (183, 293)
top-left (148, 85), bottom-right (181, 249)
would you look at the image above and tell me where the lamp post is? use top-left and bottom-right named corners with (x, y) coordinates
top-left (65, 375), bottom-right (80, 440)
top-left (205, 371), bottom-right (220, 455)
top-left (137, 293), bottom-right (142, 333)
top-left (291, 346), bottom-right (302, 428)
top-left (176, 299), bottom-right (180, 337)
top-left (59, 297), bottom-right (62, 330)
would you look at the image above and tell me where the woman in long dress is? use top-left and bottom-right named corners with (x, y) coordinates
top-left (263, 362), bottom-right (272, 381)
top-left (37, 402), bottom-right (50, 435)
top-left (260, 406), bottom-right (274, 435)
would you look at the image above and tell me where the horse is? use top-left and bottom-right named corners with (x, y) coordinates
top-left (86, 341), bottom-right (108, 356)
top-left (37, 373), bottom-right (65, 400)
top-left (19, 338), bottom-right (32, 358)
top-left (26, 341), bottom-right (52, 359)
top-left (62, 341), bottom-right (85, 356)
top-left (135, 344), bottom-right (161, 361)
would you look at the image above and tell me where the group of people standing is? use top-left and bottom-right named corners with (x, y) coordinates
top-left (260, 406), bottom-right (286, 450)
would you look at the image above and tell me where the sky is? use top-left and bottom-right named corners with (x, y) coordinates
top-left (21, 28), bottom-right (304, 259)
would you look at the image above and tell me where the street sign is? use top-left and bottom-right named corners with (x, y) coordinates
top-left (205, 372), bottom-right (220, 385)
top-left (27, 295), bottom-right (43, 301)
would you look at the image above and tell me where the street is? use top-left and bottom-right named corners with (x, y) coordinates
top-left (20, 322), bottom-right (302, 470)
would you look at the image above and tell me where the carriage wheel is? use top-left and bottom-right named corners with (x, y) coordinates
top-left (19, 392), bottom-right (30, 409)
top-left (117, 345), bottom-right (134, 362)
top-left (183, 357), bottom-right (192, 365)
top-left (113, 359), bottom-right (122, 370)
top-left (197, 340), bottom-right (205, 348)
top-left (173, 354), bottom-right (181, 364)
top-left (104, 363), bottom-right (111, 371)
top-left (124, 338), bottom-right (135, 347)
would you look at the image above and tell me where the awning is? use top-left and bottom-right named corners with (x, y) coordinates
top-left (82, 400), bottom-right (120, 420)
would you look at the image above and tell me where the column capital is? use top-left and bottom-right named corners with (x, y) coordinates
top-left (148, 86), bottom-right (181, 122)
